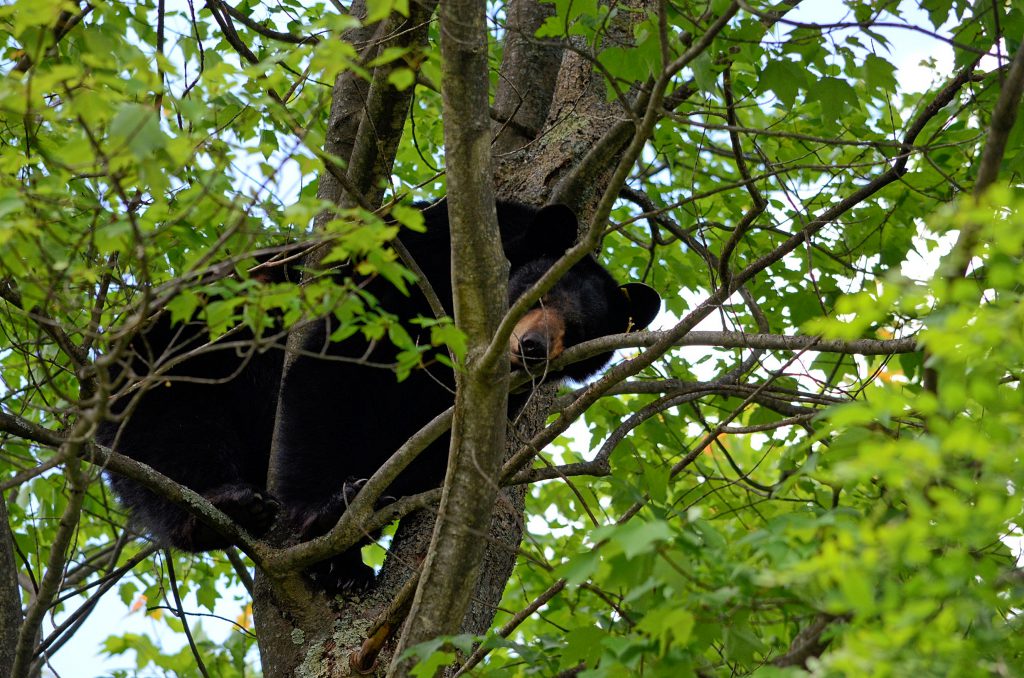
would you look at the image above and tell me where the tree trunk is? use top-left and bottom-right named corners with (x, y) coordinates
top-left (0, 494), bottom-right (21, 678)
top-left (251, 1), bottom-right (646, 673)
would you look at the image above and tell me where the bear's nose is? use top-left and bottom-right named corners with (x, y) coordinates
top-left (519, 332), bottom-right (549, 362)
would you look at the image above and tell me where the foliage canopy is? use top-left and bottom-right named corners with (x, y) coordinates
top-left (1, 0), bottom-right (1023, 676)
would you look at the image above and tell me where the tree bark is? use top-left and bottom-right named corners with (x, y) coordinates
top-left (0, 493), bottom-right (21, 678)
top-left (253, 5), bottom-right (440, 676)
top-left (391, 0), bottom-right (509, 669)
top-left (491, 0), bottom-right (562, 155)
top-left (252, 1), bottom-right (656, 674)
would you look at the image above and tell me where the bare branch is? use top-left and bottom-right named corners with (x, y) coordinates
top-left (165, 553), bottom-right (211, 678)
top-left (452, 578), bottom-right (568, 676)
top-left (548, 330), bottom-right (920, 373)
top-left (11, 456), bottom-right (86, 678)
top-left (225, 548), bottom-right (255, 595)
top-left (717, 66), bottom-right (768, 280)
top-left (215, 1), bottom-right (320, 45)
top-left (772, 613), bottom-right (847, 668)
top-left (32, 544), bottom-right (160, 666)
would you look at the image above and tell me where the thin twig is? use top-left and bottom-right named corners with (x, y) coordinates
top-left (165, 551), bottom-right (211, 678)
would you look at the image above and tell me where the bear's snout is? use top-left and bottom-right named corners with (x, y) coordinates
top-left (510, 308), bottom-right (566, 370)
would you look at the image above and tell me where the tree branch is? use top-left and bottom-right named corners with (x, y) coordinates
top-left (771, 613), bottom-right (846, 668)
top-left (347, 5), bottom-right (437, 206)
top-left (452, 578), bottom-right (568, 676)
top-left (392, 0), bottom-right (510, 669)
top-left (0, 411), bottom-right (64, 448)
top-left (11, 456), bottom-right (86, 678)
top-left (12, 2), bottom-right (94, 74)
top-left (215, 1), bottom-right (320, 45)
top-left (86, 442), bottom-right (268, 564)
top-left (491, 0), bottom-right (562, 154)
top-left (165, 552), bottom-right (211, 678)
top-left (264, 407), bottom-right (452, 573)
top-left (543, 330), bottom-right (920, 375)
top-left (0, 493), bottom-right (21, 675)
top-left (32, 544), bottom-right (160, 666)
top-left (947, 42), bottom-right (1024, 278)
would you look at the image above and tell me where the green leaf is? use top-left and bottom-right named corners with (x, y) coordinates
top-left (863, 53), bottom-right (898, 94)
top-left (637, 606), bottom-right (695, 656)
top-left (759, 59), bottom-right (807, 107)
top-left (110, 103), bottom-right (166, 159)
top-left (558, 550), bottom-right (600, 585)
top-left (388, 67), bottom-right (416, 91)
top-left (814, 77), bottom-right (859, 123)
top-left (562, 626), bottom-right (605, 668)
top-left (366, 0), bottom-right (403, 23)
top-left (596, 519), bottom-right (674, 559)
top-left (429, 320), bottom-right (466, 362)
top-left (368, 46), bottom-right (410, 67)
top-left (202, 298), bottom-right (243, 338)
top-left (165, 290), bottom-right (201, 325)
top-left (723, 621), bottom-right (768, 664)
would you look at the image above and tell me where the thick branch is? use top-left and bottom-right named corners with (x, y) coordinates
top-left (0, 494), bottom-right (21, 677)
top-left (947, 44), bottom-right (1024, 277)
top-left (347, 3), bottom-right (437, 205)
top-left (974, 46), bottom-right (1024, 194)
top-left (492, 0), bottom-right (562, 154)
top-left (263, 407), bottom-right (453, 573)
top-left (94, 447), bottom-right (266, 563)
top-left (0, 412), bottom-right (64, 448)
top-left (392, 0), bottom-right (510, 669)
top-left (11, 457), bottom-right (86, 678)
top-left (308, 0), bottom-right (377, 222)
top-left (547, 330), bottom-right (920, 371)
top-left (772, 613), bottom-right (845, 668)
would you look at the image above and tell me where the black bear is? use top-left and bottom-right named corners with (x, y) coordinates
top-left (274, 200), bottom-right (659, 587)
top-left (97, 275), bottom-right (288, 551)
top-left (98, 199), bottom-right (660, 586)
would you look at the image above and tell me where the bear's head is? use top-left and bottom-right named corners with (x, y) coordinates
top-left (504, 204), bottom-right (661, 381)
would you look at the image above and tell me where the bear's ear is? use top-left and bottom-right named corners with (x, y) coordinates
top-left (527, 204), bottom-right (579, 255)
top-left (619, 283), bottom-right (661, 332)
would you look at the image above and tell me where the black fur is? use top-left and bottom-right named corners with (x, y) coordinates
top-left (97, 303), bottom-right (284, 550)
top-left (275, 200), bottom-right (659, 587)
top-left (98, 200), bottom-right (660, 588)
